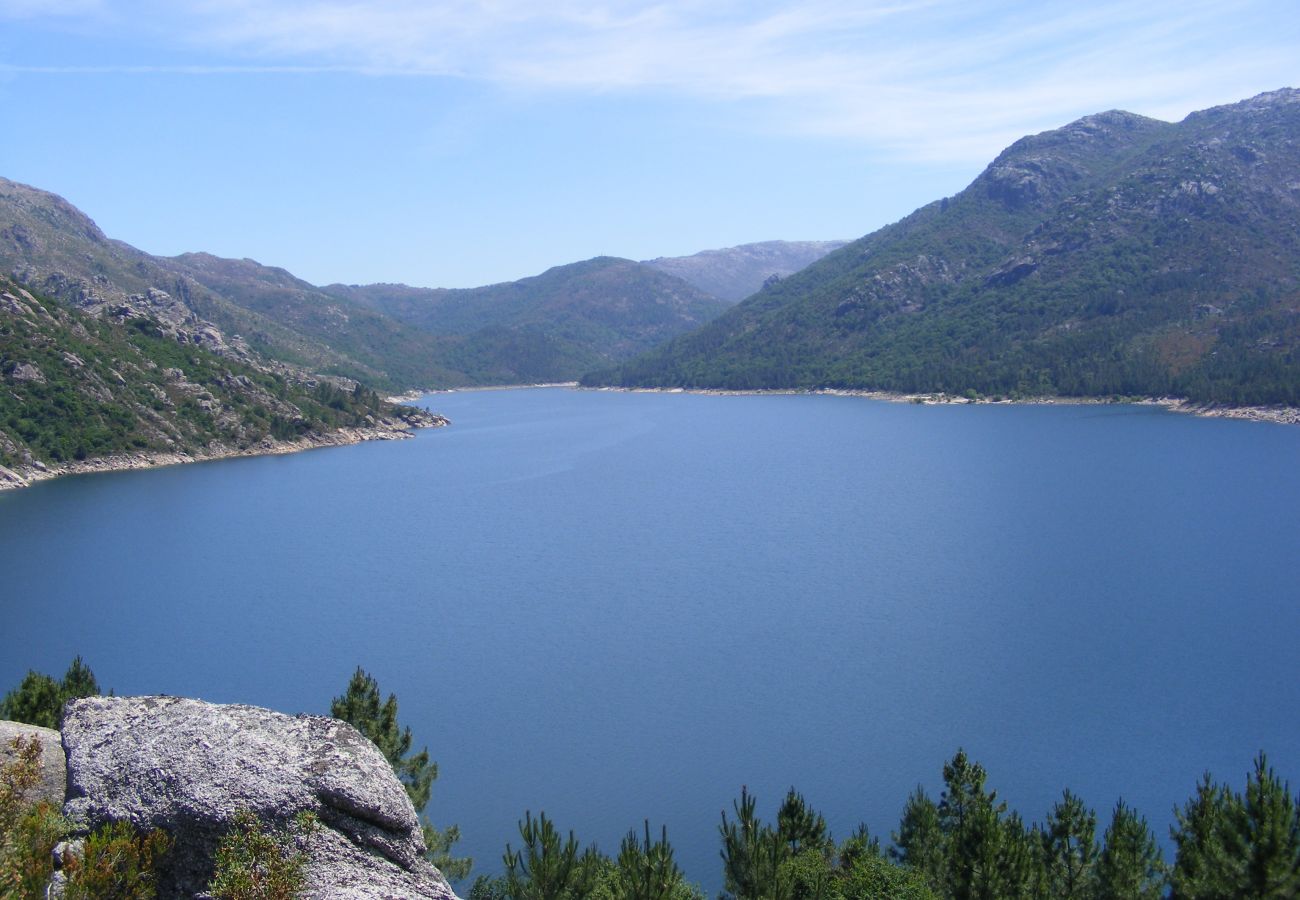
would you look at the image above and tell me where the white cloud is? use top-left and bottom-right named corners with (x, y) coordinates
top-left (14, 0), bottom-right (1300, 162)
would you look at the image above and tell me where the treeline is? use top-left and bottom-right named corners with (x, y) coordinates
top-left (5, 662), bottom-right (1298, 898)
top-left (469, 748), bottom-right (1300, 899)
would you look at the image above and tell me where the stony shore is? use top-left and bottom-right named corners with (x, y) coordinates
top-left (0, 413), bottom-right (448, 493)
top-left (599, 385), bottom-right (1300, 425)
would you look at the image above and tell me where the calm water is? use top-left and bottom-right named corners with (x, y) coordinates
top-left (2, 388), bottom-right (1298, 892)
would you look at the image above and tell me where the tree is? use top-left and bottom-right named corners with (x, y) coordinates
top-left (1171, 753), bottom-right (1300, 899)
top-left (720, 787), bottom-right (795, 900)
top-left (1042, 789), bottom-right (1098, 899)
top-left (502, 810), bottom-right (598, 900)
top-left (0, 657), bottom-right (102, 729)
top-left (891, 787), bottom-right (945, 892)
top-left (330, 667), bottom-right (470, 880)
top-left (613, 821), bottom-right (690, 900)
top-left (777, 789), bottom-right (831, 857)
top-left (1095, 800), bottom-right (1164, 900)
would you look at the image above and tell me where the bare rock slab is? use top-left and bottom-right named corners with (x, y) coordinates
top-left (61, 696), bottom-right (457, 899)
top-left (0, 719), bottom-right (65, 807)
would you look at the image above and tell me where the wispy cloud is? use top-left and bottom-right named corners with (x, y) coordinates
top-left (10, 0), bottom-right (1299, 162)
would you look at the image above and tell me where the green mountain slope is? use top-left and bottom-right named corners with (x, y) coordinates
top-left (0, 277), bottom-right (435, 483)
top-left (325, 257), bottom-right (730, 382)
top-left (588, 90), bottom-right (1300, 406)
top-left (0, 177), bottom-right (735, 388)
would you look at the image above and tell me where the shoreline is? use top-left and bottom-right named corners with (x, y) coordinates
top-left (587, 385), bottom-right (1300, 425)
top-left (0, 414), bottom-right (448, 494)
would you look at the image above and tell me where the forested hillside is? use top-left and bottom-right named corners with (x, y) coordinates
top-left (588, 90), bottom-right (1300, 406)
top-left (0, 277), bottom-right (432, 482)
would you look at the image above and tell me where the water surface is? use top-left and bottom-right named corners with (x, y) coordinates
top-left (1, 388), bottom-right (1297, 891)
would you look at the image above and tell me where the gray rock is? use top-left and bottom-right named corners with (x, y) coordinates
top-left (61, 696), bottom-right (457, 899)
top-left (0, 720), bottom-right (65, 807)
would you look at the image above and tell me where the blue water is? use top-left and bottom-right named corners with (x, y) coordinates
top-left (1, 388), bottom-right (1298, 892)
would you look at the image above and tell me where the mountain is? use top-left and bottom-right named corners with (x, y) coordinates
top-left (0, 177), bottom-right (733, 388)
top-left (324, 257), bottom-right (730, 383)
top-left (642, 240), bottom-right (849, 302)
top-left (588, 90), bottom-right (1300, 407)
top-left (0, 275), bottom-right (438, 488)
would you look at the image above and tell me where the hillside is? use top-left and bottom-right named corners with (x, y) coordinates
top-left (325, 257), bottom-right (730, 382)
top-left (642, 240), bottom-right (848, 302)
top-left (0, 276), bottom-right (438, 489)
top-left (588, 90), bottom-right (1300, 407)
top-left (0, 177), bottom-right (469, 390)
top-left (0, 177), bottom-right (736, 388)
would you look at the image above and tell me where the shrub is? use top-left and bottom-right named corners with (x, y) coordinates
top-left (207, 809), bottom-right (316, 900)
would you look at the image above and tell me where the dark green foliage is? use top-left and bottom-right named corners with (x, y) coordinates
top-left (1171, 753), bottom-right (1300, 898)
top-left (502, 810), bottom-right (598, 900)
top-left (206, 809), bottom-right (313, 900)
top-left (719, 787), bottom-right (795, 900)
top-left (1042, 789), bottom-right (1098, 898)
top-left (892, 787), bottom-right (946, 891)
top-left (777, 789), bottom-right (832, 857)
top-left (611, 821), bottom-right (690, 900)
top-left (1096, 801), bottom-right (1165, 899)
top-left (331, 667), bottom-right (434, 811)
top-left (330, 667), bottom-right (470, 880)
top-left (61, 820), bottom-right (172, 900)
top-left (0, 656), bottom-right (101, 728)
top-left (587, 92), bottom-right (1300, 407)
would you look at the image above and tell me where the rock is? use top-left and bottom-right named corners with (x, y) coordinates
top-left (61, 696), bottom-right (457, 899)
top-left (0, 720), bottom-right (66, 807)
top-left (8, 361), bottom-right (45, 382)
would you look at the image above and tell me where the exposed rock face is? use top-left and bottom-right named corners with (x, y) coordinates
top-left (60, 696), bottom-right (457, 899)
top-left (0, 720), bottom-right (65, 808)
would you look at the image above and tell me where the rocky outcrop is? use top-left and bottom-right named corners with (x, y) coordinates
top-left (58, 696), bottom-right (458, 899)
top-left (0, 720), bottom-right (65, 808)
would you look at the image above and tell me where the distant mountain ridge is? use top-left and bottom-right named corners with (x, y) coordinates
top-left (588, 89), bottom-right (1300, 407)
top-left (1, 178), bottom-right (793, 389)
top-left (642, 240), bottom-right (848, 301)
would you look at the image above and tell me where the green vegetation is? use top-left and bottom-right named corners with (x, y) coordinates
top-left (207, 809), bottom-right (316, 900)
top-left (0, 279), bottom-right (425, 472)
top-left (1, 735), bottom-right (63, 897)
top-left (468, 811), bottom-right (703, 900)
top-left (587, 94), bottom-right (1300, 407)
top-left (6, 665), bottom-right (1296, 897)
top-left (60, 819), bottom-right (171, 900)
top-left (331, 256), bottom-right (731, 385)
top-left (1, 735), bottom-right (169, 900)
top-left (330, 667), bottom-right (471, 880)
top-left (0, 657), bottom-right (101, 729)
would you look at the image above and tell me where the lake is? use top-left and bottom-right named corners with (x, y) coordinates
top-left (1, 387), bottom-right (1298, 893)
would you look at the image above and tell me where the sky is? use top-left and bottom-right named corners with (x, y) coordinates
top-left (0, 1), bottom-right (1296, 288)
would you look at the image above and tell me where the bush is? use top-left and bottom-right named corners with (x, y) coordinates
top-left (61, 820), bottom-right (172, 900)
top-left (207, 809), bottom-right (316, 900)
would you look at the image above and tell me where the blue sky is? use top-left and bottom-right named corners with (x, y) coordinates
top-left (1, 1), bottom-right (1296, 288)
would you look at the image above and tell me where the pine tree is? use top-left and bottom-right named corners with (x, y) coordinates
top-left (777, 789), bottom-right (831, 857)
top-left (1096, 800), bottom-right (1164, 900)
top-left (891, 787), bottom-right (945, 893)
top-left (1042, 789), bottom-right (1098, 899)
top-left (0, 657), bottom-right (101, 729)
top-left (720, 787), bottom-right (795, 900)
top-left (330, 666), bottom-right (470, 880)
top-left (502, 811), bottom-right (597, 900)
top-left (1171, 754), bottom-right (1300, 899)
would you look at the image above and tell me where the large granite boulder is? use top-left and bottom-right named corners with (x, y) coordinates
top-left (60, 696), bottom-right (458, 899)
top-left (0, 719), bottom-right (65, 807)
